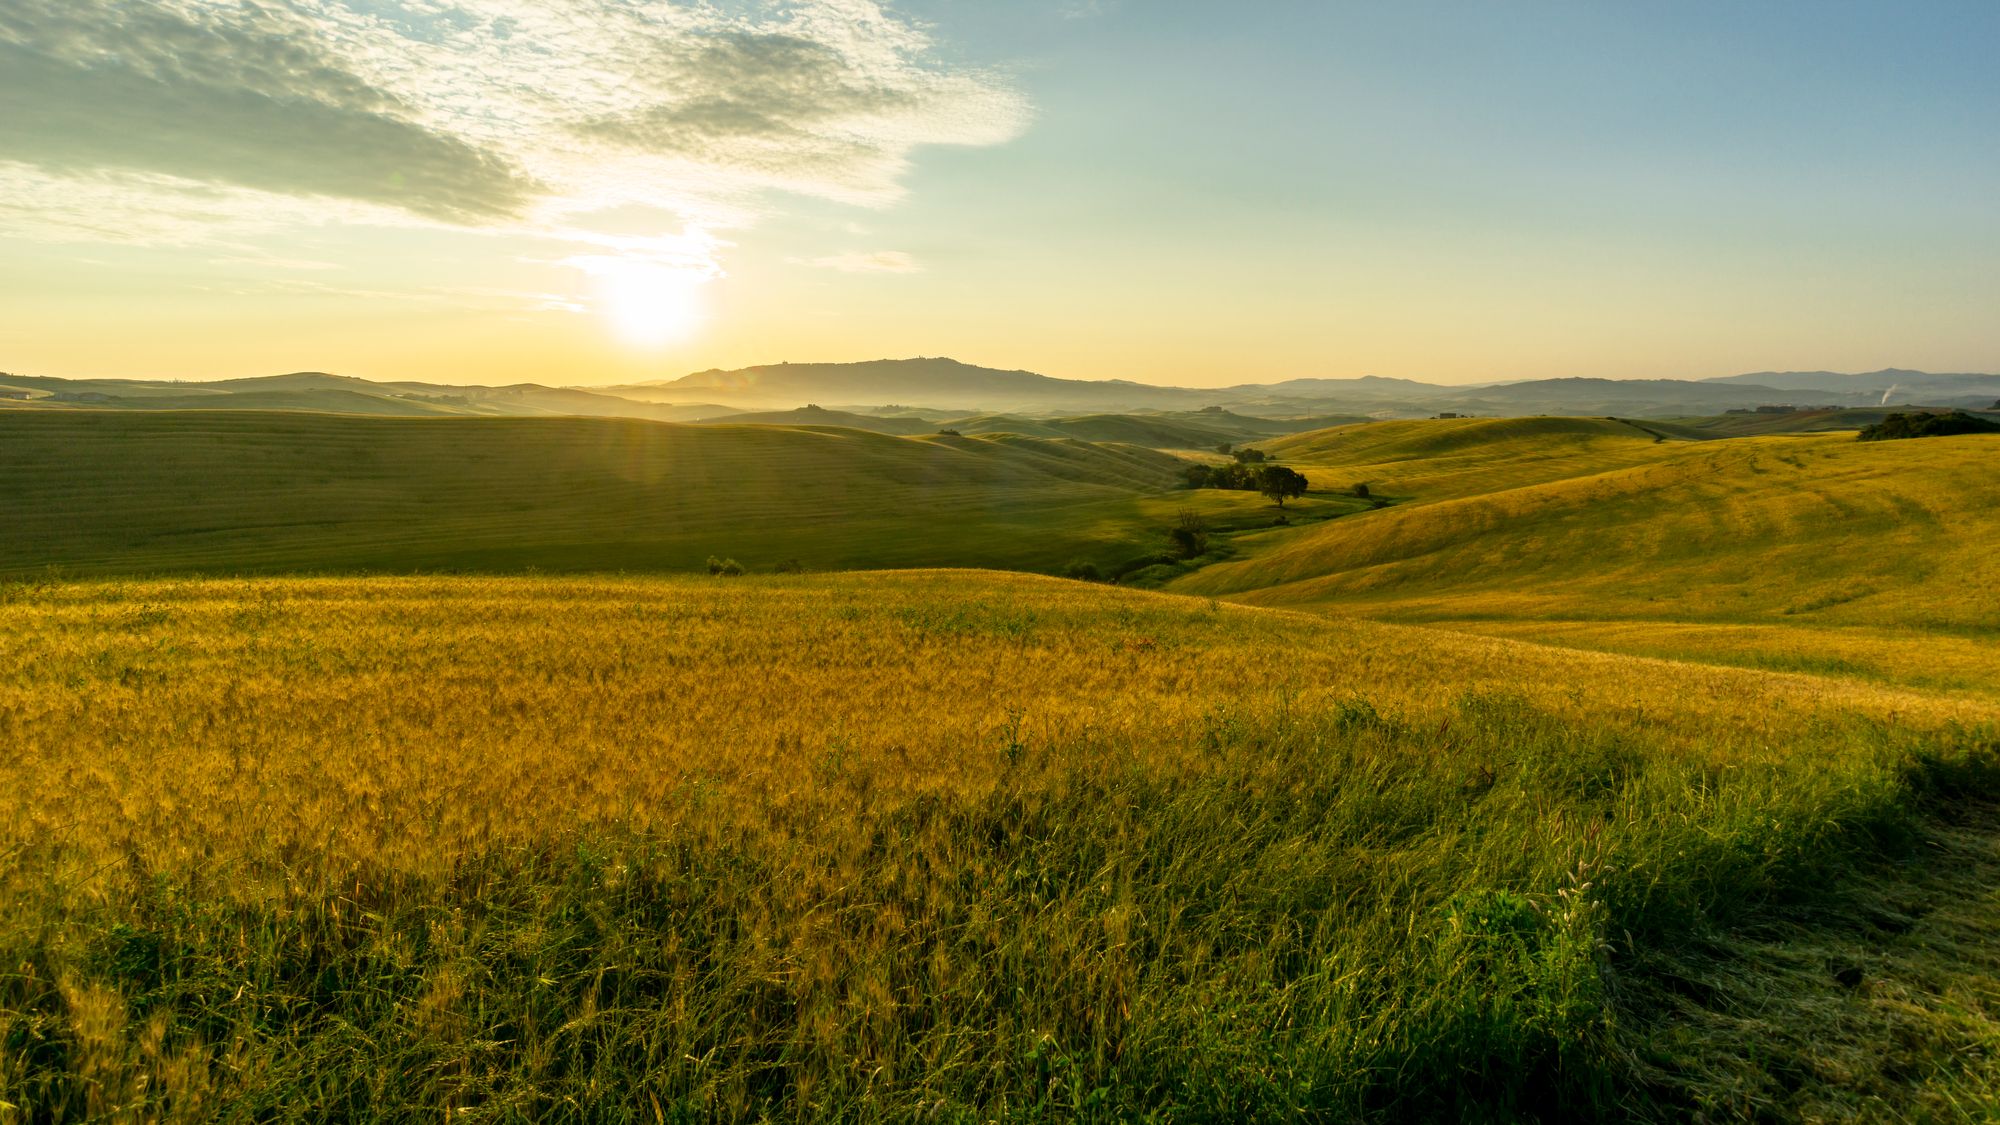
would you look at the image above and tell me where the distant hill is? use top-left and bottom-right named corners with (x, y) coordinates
top-left (615, 358), bottom-right (1217, 413)
top-left (1428, 377), bottom-right (1879, 417)
top-left (10, 360), bottom-right (2000, 421)
top-left (608, 358), bottom-right (2000, 417)
top-left (694, 404), bottom-right (1355, 448)
top-left (1702, 368), bottom-right (2000, 402)
top-left (0, 371), bottom-right (738, 422)
top-left (699, 405), bottom-right (940, 435)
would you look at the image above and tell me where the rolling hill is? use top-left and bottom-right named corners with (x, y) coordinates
top-left (692, 406), bottom-right (1361, 448)
top-left (0, 370), bottom-right (739, 421)
top-left (1172, 420), bottom-right (2000, 696)
top-left (1254, 415), bottom-right (1690, 500)
top-left (0, 411), bottom-right (1227, 577)
top-left (1187, 425), bottom-right (2000, 625)
top-left (1651, 405), bottom-right (2000, 438)
top-left (697, 404), bottom-right (942, 435)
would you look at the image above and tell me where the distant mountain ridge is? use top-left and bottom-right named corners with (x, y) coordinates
top-left (605, 358), bottom-right (2000, 416)
top-left (8, 359), bottom-right (1999, 421)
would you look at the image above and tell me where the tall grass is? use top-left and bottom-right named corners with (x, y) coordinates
top-left (1, 574), bottom-right (1992, 1120)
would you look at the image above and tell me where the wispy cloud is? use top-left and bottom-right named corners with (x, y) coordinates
top-left (0, 0), bottom-right (539, 223)
top-left (1060, 1), bottom-right (1117, 20)
top-left (0, 0), bottom-right (1029, 254)
top-left (794, 250), bottom-right (923, 273)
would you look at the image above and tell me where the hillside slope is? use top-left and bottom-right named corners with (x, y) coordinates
top-left (1258, 416), bottom-right (1688, 500)
top-left (0, 412), bottom-right (1195, 576)
top-left (1174, 432), bottom-right (2000, 631)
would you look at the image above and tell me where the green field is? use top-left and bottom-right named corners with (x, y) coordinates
top-left (1171, 418), bottom-right (2000, 700)
top-left (6, 408), bottom-right (2000, 1119)
top-left (0, 411), bottom-right (1369, 579)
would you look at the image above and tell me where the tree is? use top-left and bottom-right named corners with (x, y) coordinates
top-left (1257, 466), bottom-right (1308, 508)
top-left (1168, 509), bottom-right (1209, 559)
top-left (1858, 411), bottom-right (2000, 441)
top-left (1352, 482), bottom-right (1370, 499)
top-left (1233, 447), bottom-right (1268, 464)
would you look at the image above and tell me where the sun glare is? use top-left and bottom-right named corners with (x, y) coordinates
top-left (587, 259), bottom-right (709, 348)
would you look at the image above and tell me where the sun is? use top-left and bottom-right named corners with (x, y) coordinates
top-left (588, 259), bottom-right (709, 348)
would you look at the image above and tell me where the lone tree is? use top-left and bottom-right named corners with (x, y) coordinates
top-left (1257, 466), bottom-right (1308, 508)
top-left (1168, 508), bottom-right (1210, 559)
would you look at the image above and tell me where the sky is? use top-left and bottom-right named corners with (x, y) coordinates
top-left (2, 0), bottom-right (1997, 388)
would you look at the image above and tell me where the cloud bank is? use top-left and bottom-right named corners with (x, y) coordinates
top-left (0, 0), bottom-right (1029, 247)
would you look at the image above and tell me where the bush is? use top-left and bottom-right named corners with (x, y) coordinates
top-left (1353, 482), bottom-right (1370, 499)
top-left (1060, 559), bottom-right (1103, 582)
top-left (773, 559), bottom-right (806, 574)
top-left (706, 556), bottom-right (744, 576)
top-left (937, 428), bottom-right (961, 436)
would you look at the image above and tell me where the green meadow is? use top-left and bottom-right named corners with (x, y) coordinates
top-left (0, 411), bottom-right (1363, 580)
top-left (3, 408), bottom-right (1998, 1121)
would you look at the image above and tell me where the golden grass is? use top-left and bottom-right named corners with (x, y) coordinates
top-left (1178, 432), bottom-right (2000, 631)
top-left (1, 571), bottom-right (1987, 884)
top-left (1449, 619), bottom-right (2000, 703)
top-left (3, 572), bottom-right (1997, 1118)
top-left (1261, 415), bottom-right (1685, 502)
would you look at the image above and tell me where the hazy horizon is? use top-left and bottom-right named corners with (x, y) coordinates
top-left (4, 2), bottom-right (1998, 387)
top-left (9, 355), bottom-right (1996, 393)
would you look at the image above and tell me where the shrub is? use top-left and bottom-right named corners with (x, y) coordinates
top-left (1061, 559), bottom-right (1103, 582)
top-left (773, 559), bottom-right (806, 574)
top-left (1353, 482), bottom-right (1370, 499)
top-left (706, 556), bottom-right (744, 576)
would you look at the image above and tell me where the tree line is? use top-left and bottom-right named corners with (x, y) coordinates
top-left (1182, 462), bottom-right (1309, 507)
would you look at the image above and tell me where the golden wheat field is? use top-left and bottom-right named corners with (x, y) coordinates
top-left (2, 571), bottom-right (1984, 875)
top-left (5, 571), bottom-right (1999, 1120)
